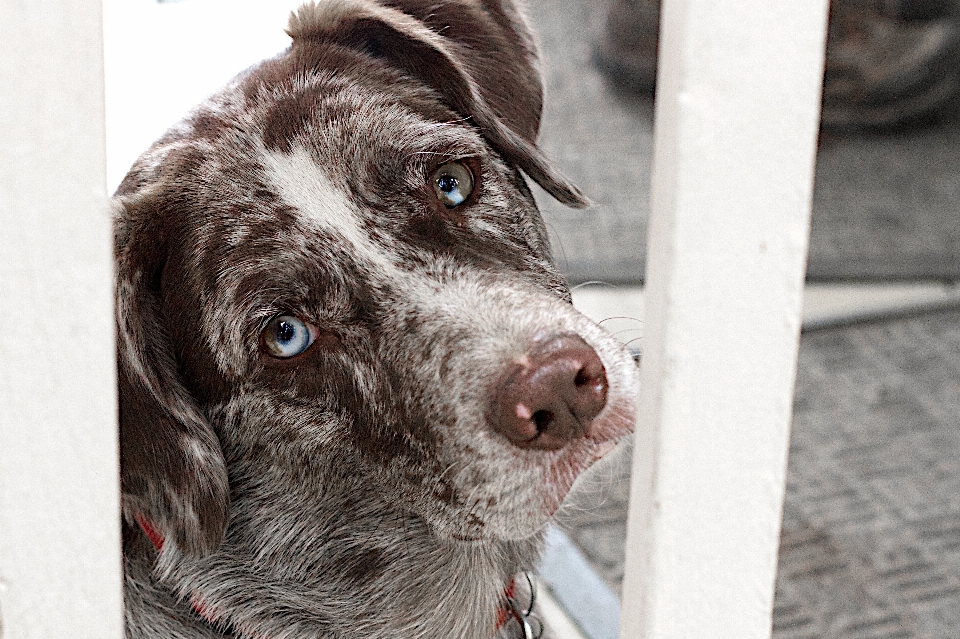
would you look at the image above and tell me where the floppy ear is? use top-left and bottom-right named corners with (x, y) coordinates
top-left (378, 0), bottom-right (545, 144)
top-left (287, 0), bottom-right (589, 208)
top-left (114, 196), bottom-right (229, 569)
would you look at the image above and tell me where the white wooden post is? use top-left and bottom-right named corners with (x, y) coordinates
top-left (619, 0), bottom-right (829, 637)
top-left (0, 1), bottom-right (122, 637)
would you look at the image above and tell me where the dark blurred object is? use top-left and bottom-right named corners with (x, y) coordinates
top-left (593, 0), bottom-right (660, 95)
top-left (594, 0), bottom-right (960, 131)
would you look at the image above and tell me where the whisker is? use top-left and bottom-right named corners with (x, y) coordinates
top-left (570, 280), bottom-right (615, 291)
top-left (597, 315), bottom-right (643, 326)
top-left (541, 219), bottom-right (569, 273)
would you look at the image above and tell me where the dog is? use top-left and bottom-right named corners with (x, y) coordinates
top-left (114, 1), bottom-right (639, 637)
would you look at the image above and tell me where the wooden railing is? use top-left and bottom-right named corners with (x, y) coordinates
top-left (0, 1), bottom-right (122, 637)
top-left (620, 1), bottom-right (828, 637)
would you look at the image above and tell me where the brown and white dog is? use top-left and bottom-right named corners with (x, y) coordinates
top-left (114, 1), bottom-right (638, 637)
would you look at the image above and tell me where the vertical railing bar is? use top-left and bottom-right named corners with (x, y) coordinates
top-left (619, 0), bottom-right (829, 637)
top-left (0, 1), bottom-right (122, 637)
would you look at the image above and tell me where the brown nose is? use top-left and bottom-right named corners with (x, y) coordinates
top-left (488, 334), bottom-right (609, 450)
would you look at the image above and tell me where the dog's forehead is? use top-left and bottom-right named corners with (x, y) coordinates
top-left (240, 79), bottom-right (491, 258)
top-left (170, 69), bottom-right (491, 258)
top-left (255, 67), bottom-right (475, 155)
top-left (216, 69), bottom-right (489, 213)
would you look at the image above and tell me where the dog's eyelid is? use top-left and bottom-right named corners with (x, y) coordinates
top-left (438, 153), bottom-right (480, 165)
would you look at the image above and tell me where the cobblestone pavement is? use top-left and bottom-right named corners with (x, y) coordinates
top-left (556, 309), bottom-right (960, 639)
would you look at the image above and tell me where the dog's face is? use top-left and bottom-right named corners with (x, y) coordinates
top-left (116, 0), bottom-right (637, 568)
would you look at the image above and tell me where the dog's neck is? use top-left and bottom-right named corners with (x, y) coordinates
top-left (124, 463), bottom-right (542, 639)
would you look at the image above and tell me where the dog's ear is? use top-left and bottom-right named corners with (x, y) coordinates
top-left (114, 195), bottom-right (229, 568)
top-left (287, 0), bottom-right (589, 208)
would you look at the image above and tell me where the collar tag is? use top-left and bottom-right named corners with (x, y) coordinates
top-left (499, 573), bottom-right (543, 639)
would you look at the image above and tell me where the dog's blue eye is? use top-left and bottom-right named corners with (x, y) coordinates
top-left (432, 161), bottom-right (474, 207)
top-left (263, 315), bottom-right (316, 358)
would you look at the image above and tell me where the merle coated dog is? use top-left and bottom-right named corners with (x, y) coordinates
top-left (115, 1), bottom-right (638, 637)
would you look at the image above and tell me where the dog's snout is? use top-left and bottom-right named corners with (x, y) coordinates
top-left (488, 335), bottom-right (609, 450)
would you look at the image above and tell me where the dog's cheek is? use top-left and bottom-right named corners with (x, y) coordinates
top-left (238, 331), bottom-right (446, 497)
top-left (348, 364), bottom-right (450, 500)
top-left (484, 159), bottom-right (559, 269)
top-left (355, 316), bottom-right (511, 537)
top-left (457, 169), bottom-right (570, 296)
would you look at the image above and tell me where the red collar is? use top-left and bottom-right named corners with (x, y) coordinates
top-left (134, 516), bottom-right (536, 637)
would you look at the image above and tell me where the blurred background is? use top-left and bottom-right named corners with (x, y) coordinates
top-left (536, 0), bottom-right (960, 285)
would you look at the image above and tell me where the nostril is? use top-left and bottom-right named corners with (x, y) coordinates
top-left (532, 409), bottom-right (555, 434)
top-left (574, 368), bottom-right (590, 387)
top-left (575, 360), bottom-right (604, 388)
top-left (488, 334), bottom-right (609, 451)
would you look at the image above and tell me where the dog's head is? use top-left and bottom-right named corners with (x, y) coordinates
top-left (115, 0), bottom-right (637, 566)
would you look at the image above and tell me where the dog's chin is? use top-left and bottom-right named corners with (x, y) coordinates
top-left (422, 493), bottom-right (552, 545)
top-left (541, 435), bottom-right (624, 513)
top-left (429, 433), bottom-right (628, 545)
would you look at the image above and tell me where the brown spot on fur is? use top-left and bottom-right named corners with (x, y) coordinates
top-left (434, 481), bottom-right (457, 506)
top-left (466, 513), bottom-right (485, 530)
top-left (406, 214), bottom-right (459, 250)
top-left (343, 548), bottom-right (387, 583)
top-left (189, 111), bottom-right (231, 142)
top-left (262, 87), bottom-right (326, 153)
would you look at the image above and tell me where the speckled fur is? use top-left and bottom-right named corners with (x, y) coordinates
top-left (115, 1), bottom-right (638, 637)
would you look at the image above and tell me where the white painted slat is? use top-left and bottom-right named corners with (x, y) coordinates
top-left (619, 0), bottom-right (829, 637)
top-left (0, 2), bottom-right (122, 637)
